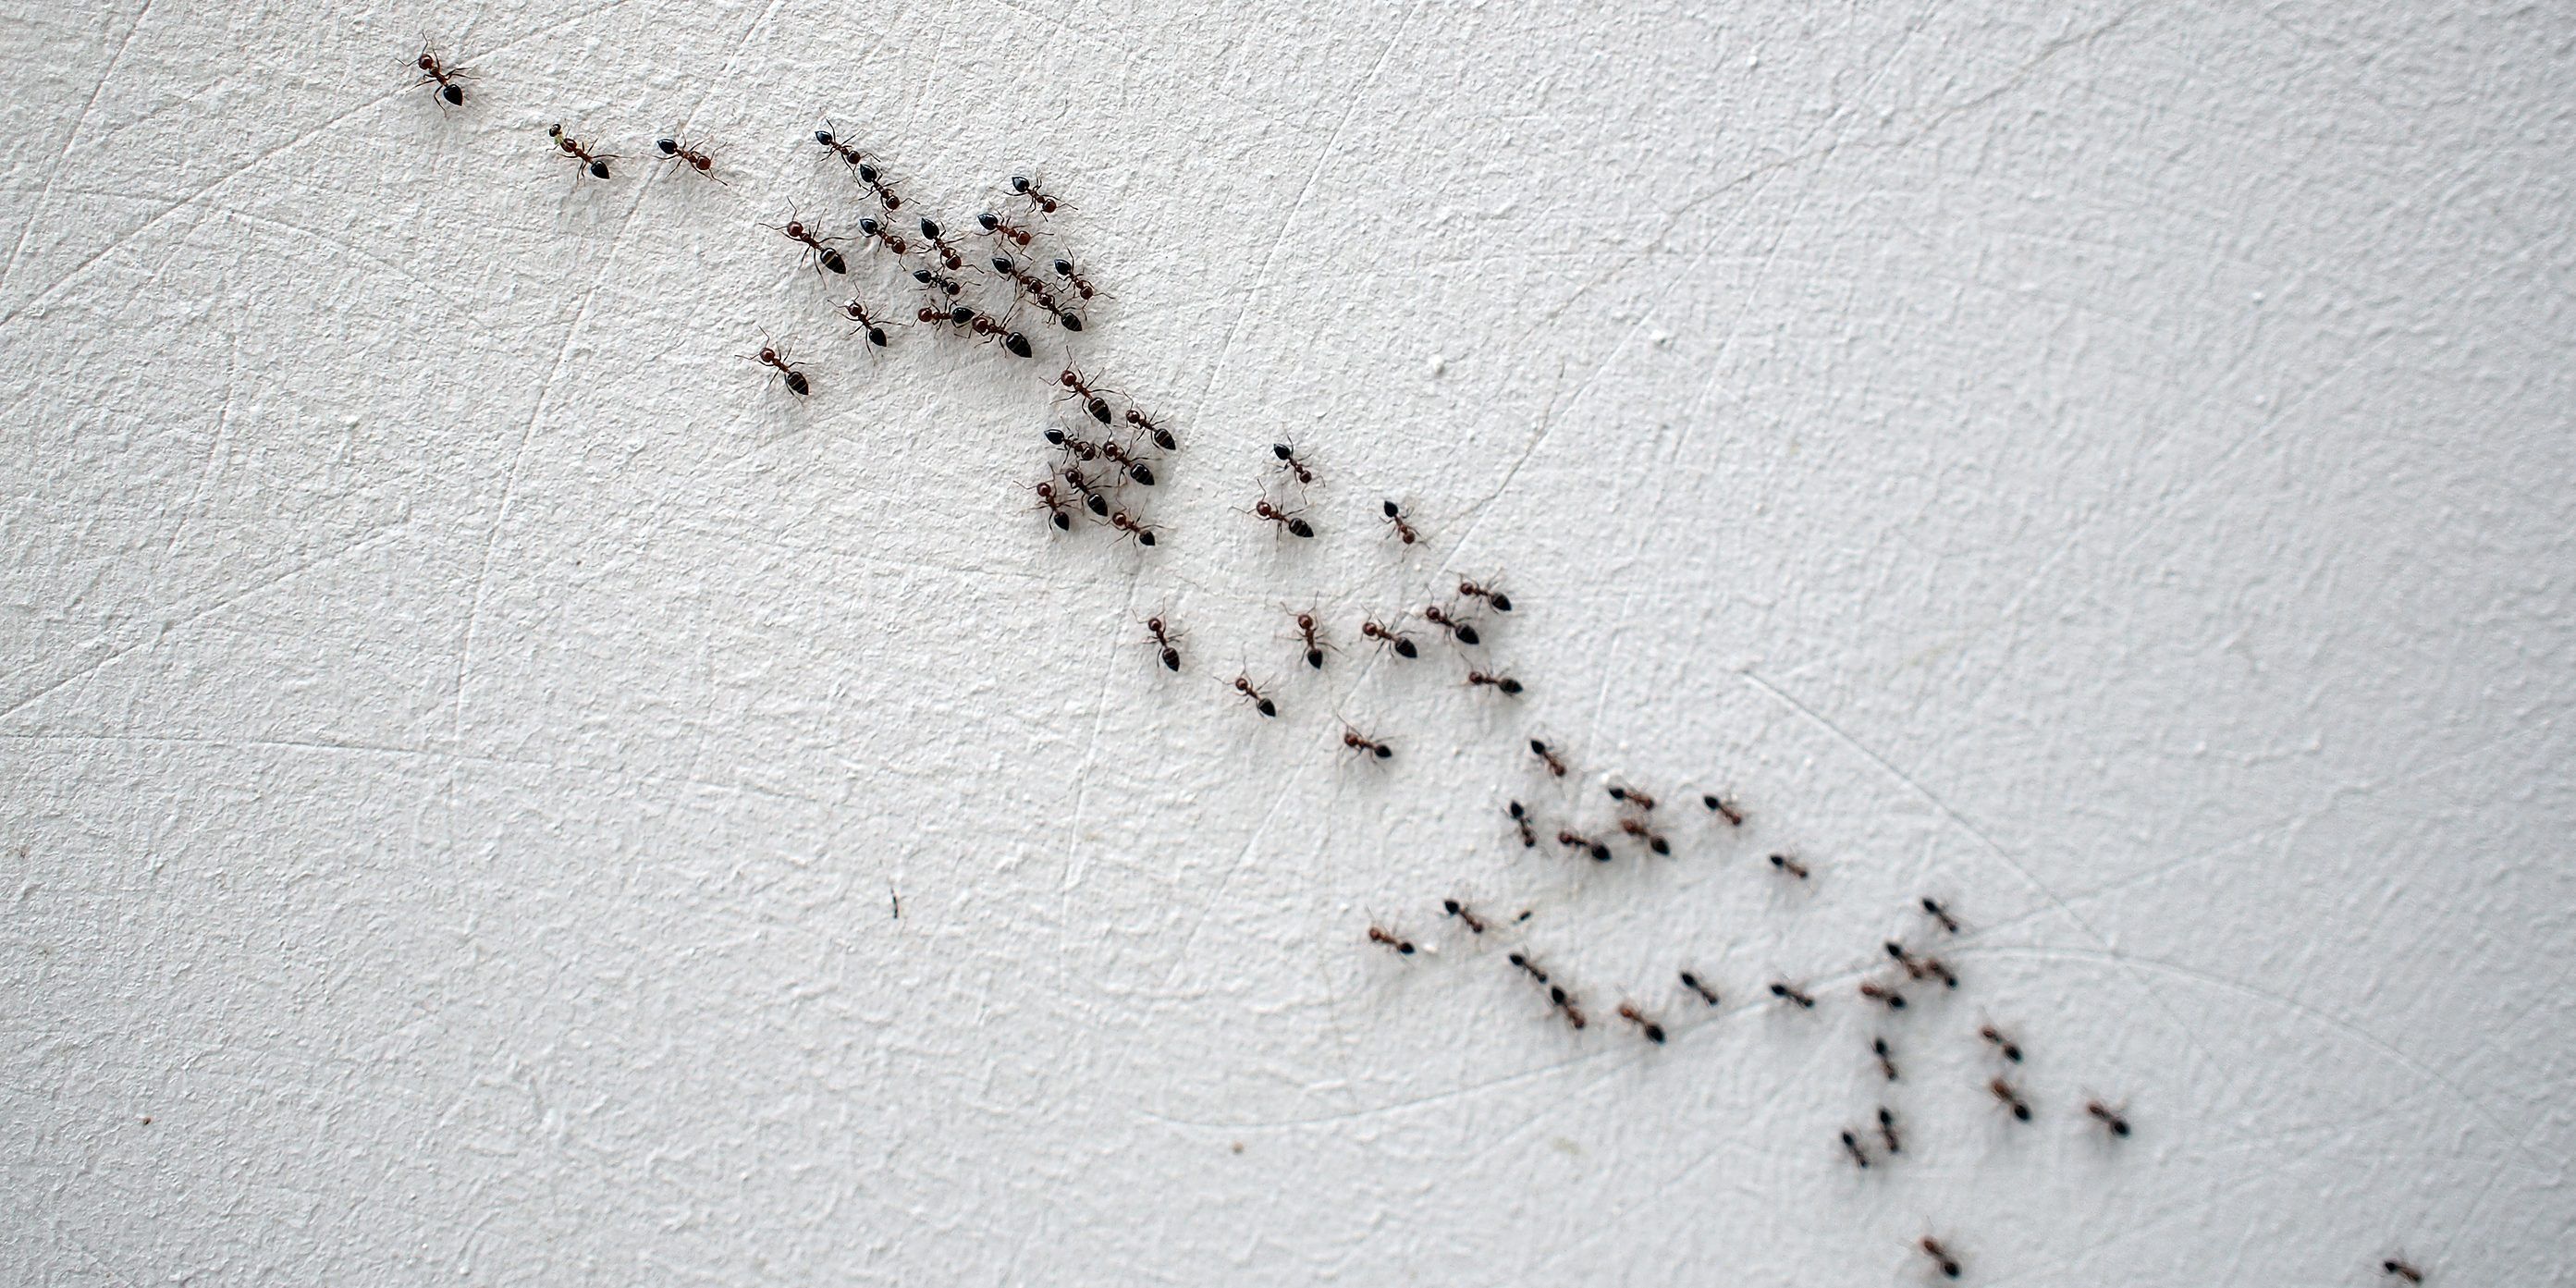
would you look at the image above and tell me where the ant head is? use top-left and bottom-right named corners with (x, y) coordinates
top-left (914, 308), bottom-right (943, 324)
top-left (756, 347), bottom-right (779, 362)
top-left (1058, 370), bottom-right (1080, 388)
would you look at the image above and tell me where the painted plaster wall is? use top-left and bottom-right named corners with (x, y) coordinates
top-left (3, 1), bottom-right (2570, 1283)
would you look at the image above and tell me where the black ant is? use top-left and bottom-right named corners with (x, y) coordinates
top-left (1506, 801), bottom-right (1537, 848)
top-left (1030, 480), bottom-right (1073, 531)
top-left (1877, 1106), bottom-right (1902, 1154)
top-left (1919, 1237), bottom-right (1962, 1280)
top-left (1702, 794), bottom-right (1745, 827)
top-left (1381, 499), bottom-right (1418, 545)
top-left (1291, 610), bottom-right (1331, 669)
top-left (1679, 971), bottom-right (1719, 1006)
top-left (1768, 853), bottom-right (1810, 881)
top-left (1529, 740), bottom-right (1568, 777)
top-left (1097, 437), bottom-right (1153, 485)
top-left (1465, 670), bottom-right (1523, 695)
top-left (1232, 674), bottom-right (1276, 718)
top-left (975, 211), bottom-right (1037, 246)
top-left (546, 123), bottom-right (615, 179)
top-left (1271, 442), bottom-right (1317, 487)
top-left (1616, 1003), bottom-right (1665, 1044)
top-left (1549, 985), bottom-right (1587, 1031)
top-left (1607, 785), bottom-right (1656, 810)
top-left (1508, 952), bottom-right (1549, 985)
top-left (1059, 368), bottom-right (1115, 424)
top-left (1885, 943), bottom-right (1958, 989)
top-left (916, 216), bottom-right (965, 270)
top-left (1618, 817), bottom-right (1669, 855)
top-left (414, 45), bottom-right (472, 106)
top-left (854, 216), bottom-right (907, 256)
top-left (1059, 467), bottom-right (1110, 517)
top-left (1045, 428), bottom-right (1101, 462)
top-left (991, 256), bottom-right (1083, 330)
top-left (1979, 1024), bottom-right (2024, 1063)
top-left (1352, 619), bottom-right (1409, 658)
top-left (1341, 724), bottom-right (1392, 760)
top-left (1142, 617), bottom-right (1182, 672)
top-left (1441, 899), bottom-right (1484, 933)
top-left (1921, 896), bottom-right (1961, 934)
top-left (1109, 510), bottom-right (1159, 547)
top-left (1249, 498), bottom-right (1314, 539)
top-left (2085, 1099), bottom-right (2131, 1138)
top-left (742, 341), bottom-right (809, 397)
top-left (914, 304), bottom-right (1031, 359)
top-left (912, 266), bottom-right (964, 297)
top-left (1052, 256), bottom-right (1100, 301)
top-left (1872, 1036), bottom-right (1898, 1081)
top-left (1124, 408), bottom-right (1175, 451)
top-left (2381, 1258), bottom-right (2424, 1283)
top-left (1840, 1131), bottom-right (1872, 1169)
top-left (1556, 830), bottom-right (1611, 863)
top-left (836, 298), bottom-right (894, 347)
top-left (764, 214), bottom-right (847, 274)
top-left (656, 135), bottom-right (727, 184)
top-left (1858, 980), bottom-right (1907, 1012)
top-left (1010, 173), bottom-right (1068, 214)
top-left (1367, 925), bottom-right (1415, 956)
top-left (1456, 579), bottom-right (1513, 612)
top-left (1421, 604), bottom-right (1478, 645)
top-left (1768, 980), bottom-right (1816, 1009)
top-left (1990, 1075), bottom-right (2034, 1122)
top-left (812, 126), bottom-right (904, 208)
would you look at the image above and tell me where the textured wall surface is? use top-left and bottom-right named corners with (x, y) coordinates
top-left (5, 1), bottom-right (2571, 1283)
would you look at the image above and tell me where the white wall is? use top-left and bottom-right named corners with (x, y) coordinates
top-left (5, 2), bottom-right (2570, 1283)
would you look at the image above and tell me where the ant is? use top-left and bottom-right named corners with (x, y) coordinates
top-left (1109, 509), bottom-right (1159, 547)
top-left (2381, 1258), bottom-right (2424, 1284)
top-left (1341, 724), bottom-right (1392, 760)
top-left (1097, 436), bottom-right (1154, 485)
top-left (742, 340), bottom-right (809, 397)
top-left (2085, 1100), bottom-right (2131, 1138)
top-left (414, 45), bottom-right (472, 107)
top-left (854, 215), bottom-right (907, 256)
top-left (1979, 1024), bottom-right (2024, 1063)
top-left (1919, 1237), bottom-right (1962, 1281)
top-left (1616, 1003), bottom-right (1666, 1044)
top-left (1872, 1036), bottom-right (1899, 1081)
top-left (1549, 985), bottom-right (1587, 1031)
top-left (1618, 816), bottom-right (1670, 855)
top-left (1768, 853), bottom-right (1810, 881)
top-left (1877, 1106), bottom-right (1902, 1154)
top-left (1990, 1075), bottom-right (2034, 1122)
top-left (1508, 952), bottom-right (1549, 985)
top-left (916, 216), bottom-right (965, 270)
top-left (1701, 794), bottom-right (1745, 828)
top-left (812, 126), bottom-right (904, 208)
top-left (914, 305), bottom-right (1032, 359)
top-left (1249, 498), bottom-right (1315, 539)
top-left (1921, 896), bottom-right (1961, 935)
top-left (1142, 616), bottom-right (1182, 672)
top-left (656, 135), bottom-right (727, 184)
top-left (1124, 408), bottom-right (1176, 451)
top-left (1271, 442), bottom-right (1317, 487)
top-left (1679, 971), bottom-right (1719, 1006)
top-left (1059, 467), bottom-right (1110, 517)
top-left (1233, 673), bottom-right (1276, 718)
top-left (1839, 1131), bottom-right (1872, 1169)
top-left (1768, 980), bottom-right (1816, 1009)
top-left (1606, 784), bottom-right (1656, 810)
top-left (975, 211), bottom-right (1037, 246)
top-left (913, 266), bottom-right (964, 297)
top-left (1046, 428), bottom-right (1101, 461)
top-left (764, 214), bottom-right (847, 274)
top-left (1858, 980), bottom-right (1907, 1012)
top-left (1465, 670), bottom-right (1523, 695)
top-left (991, 256), bottom-right (1083, 330)
top-left (1030, 479), bottom-right (1073, 531)
top-left (1455, 579), bottom-right (1513, 612)
top-left (1422, 604), bottom-right (1479, 645)
top-left (1381, 499), bottom-right (1419, 545)
top-left (1367, 926), bottom-right (1415, 956)
top-left (1361, 619), bottom-right (1417, 658)
top-left (546, 123), bottom-right (615, 179)
top-left (1884, 942), bottom-right (1957, 988)
top-left (1009, 173), bottom-right (1068, 214)
top-left (1441, 899), bottom-right (1484, 933)
top-left (1291, 610), bottom-right (1331, 669)
top-left (1059, 368), bottom-right (1115, 424)
top-left (836, 298), bottom-right (894, 347)
top-left (1053, 256), bottom-right (1101, 301)
top-left (1529, 740), bottom-right (1568, 777)
top-left (1506, 801), bottom-right (1538, 848)
top-left (1556, 829), bottom-right (1611, 863)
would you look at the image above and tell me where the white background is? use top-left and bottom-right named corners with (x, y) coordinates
top-left (5, 1), bottom-right (2570, 1283)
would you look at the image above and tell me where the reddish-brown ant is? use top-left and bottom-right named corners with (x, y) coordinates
top-left (1556, 829), bottom-right (1611, 863)
top-left (913, 266), bottom-right (963, 297)
top-left (1232, 674), bottom-right (1276, 718)
top-left (1884, 943), bottom-right (1960, 989)
top-left (1465, 670), bottom-right (1523, 695)
top-left (1341, 724), bottom-right (1392, 760)
top-left (2381, 1258), bottom-right (2424, 1283)
top-left (1010, 173), bottom-right (1068, 214)
top-left (914, 216), bottom-right (965, 270)
top-left (1616, 1003), bottom-right (1666, 1044)
top-left (1769, 980), bottom-right (1816, 1009)
top-left (1529, 740), bottom-right (1568, 777)
top-left (2085, 1099), bottom-right (2131, 1138)
top-left (1506, 801), bottom-right (1538, 848)
top-left (1679, 971), bottom-right (1719, 1006)
top-left (1367, 925), bottom-right (1415, 956)
top-left (1361, 619), bottom-right (1417, 658)
top-left (656, 135), bottom-right (727, 184)
top-left (1271, 442), bottom-right (1317, 487)
top-left (836, 298), bottom-right (894, 347)
top-left (1979, 1024), bottom-right (2023, 1062)
top-left (764, 214), bottom-right (847, 275)
top-left (1607, 785), bottom-right (1656, 810)
top-left (1921, 896), bottom-right (1961, 935)
top-left (1044, 427), bottom-right (1101, 461)
top-left (1549, 985), bottom-right (1587, 1031)
top-left (1872, 1036), bottom-right (1899, 1081)
top-left (812, 125), bottom-right (902, 207)
top-left (1059, 467), bottom-right (1110, 517)
top-left (1508, 952), bottom-right (1549, 985)
top-left (1840, 1131), bottom-right (1872, 1169)
top-left (1920, 1237), bottom-right (1962, 1280)
top-left (742, 341), bottom-right (809, 397)
top-left (414, 45), bottom-right (471, 107)
top-left (1381, 499), bottom-right (1419, 545)
top-left (1059, 368), bottom-right (1115, 424)
top-left (1109, 509), bottom-right (1159, 547)
top-left (854, 216), bottom-right (907, 255)
top-left (975, 211), bottom-right (1037, 246)
top-left (1456, 579), bottom-right (1513, 612)
top-left (1124, 408), bottom-right (1175, 451)
top-left (1858, 980), bottom-right (1907, 1012)
top-left (1142, 617), bottom-right (1182, 671)
top-left (1291, 610), bottom-right (1331, 669)
top-left (1097, 436), bottom-right (1154, 485)
top-left (992, 255), bottom-right (1083, 330)
top-left (1441, 899), bottom-right (1484, 933)
top-left (1702, 794), bottom-right (1745, 827)
top-left (1990, 1075), bottom-right (2033, 1122)
top-left (1877, 1106), bottom-right (1903, 1154)
top-left (1030, 480), bottom-right (1073, 531)
top-left (546, 123), bottom-right (615, 179)
top-left (1618, 816), bottom-right (1670, 855)
top-left (1249, 499), bottom-right (1315, 539)
top-left (1053, 257), bottom-right (1100, 301)
top-left (1769, 853), bottom-right (1810, 880)
top-left (915, 304), bottom-right (1033, 359)
top-left (1422, 604), bottom-right (1479, 645)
